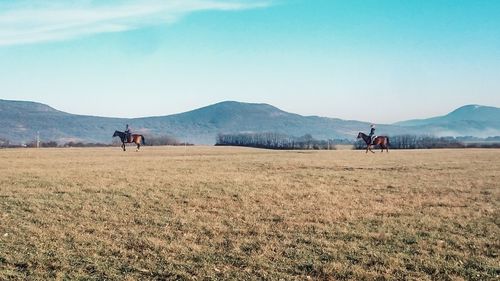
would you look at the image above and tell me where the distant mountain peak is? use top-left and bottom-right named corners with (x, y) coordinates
top-left (395, 104), bottom-right (500, 137)
top-left (0, 99), bottom-right (61, 113)
top-left (452, 104), bottom-right (496, 111)
top-left (452, 104), bottom-right (485, 111)
top-left (446, 104), bottom-right (499, 120)
top-left (185, 100), bottom-right (287, 118)
top-left (209, 100), bottom-right (281, 110)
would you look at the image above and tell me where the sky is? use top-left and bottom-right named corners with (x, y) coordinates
top-left (1, 0), bottom-right (499, 124)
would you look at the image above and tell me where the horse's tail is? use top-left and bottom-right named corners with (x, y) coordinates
top-left (141, 135), bottom-right (146, 145)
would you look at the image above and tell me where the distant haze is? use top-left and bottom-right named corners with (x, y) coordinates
top-left (1, 1), bottom-right (500, 123)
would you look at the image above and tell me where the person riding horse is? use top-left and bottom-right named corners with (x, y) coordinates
top-left (357, 126), bottom-right (389, 153)
top-left (368, 124), bottom-right (376, 144)
top-left (113, 128), bottom-right (145, 151)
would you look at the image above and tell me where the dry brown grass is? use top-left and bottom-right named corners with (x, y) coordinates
top-left (0, 147), bottom-right (499, 280)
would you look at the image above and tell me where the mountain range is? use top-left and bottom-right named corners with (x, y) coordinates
top-left (1, 99), bottom-right (499, 144)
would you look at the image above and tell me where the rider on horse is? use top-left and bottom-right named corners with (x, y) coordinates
top-left (125, 124), bottom-right (132, 142)
top-left (368, 124), bottom-right (376, 145)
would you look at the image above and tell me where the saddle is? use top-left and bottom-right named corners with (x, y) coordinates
top-left (370, 135), bottom-right (377, 145)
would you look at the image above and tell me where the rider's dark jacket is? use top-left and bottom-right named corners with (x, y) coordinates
top-left (125, 125), bottom-right (131, 141)
top-left (368, 128), bottom-right (375, 137)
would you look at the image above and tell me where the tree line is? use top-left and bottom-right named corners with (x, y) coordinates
top-left (354, 135), bottom-right (500, 149)
top-left (0, 134), bottom-right (190, 148)
top-left (2, 134), bottom-right (499, 149)
top-left (216, 133), bottom-right (338, 150)
top-left (217, 133), bottom-right (500, 150)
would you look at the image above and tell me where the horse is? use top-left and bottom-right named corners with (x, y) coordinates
top-left (112, 130), bottom-right (145, 151)
top-left (357, 132), bottom-right (390, 153)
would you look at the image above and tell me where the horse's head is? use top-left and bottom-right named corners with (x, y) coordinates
top-left (357, 132), bottom-right (362, 139)
top-left (112, 130), bottom-right (119, 137)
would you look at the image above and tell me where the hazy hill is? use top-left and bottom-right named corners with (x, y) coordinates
top-left (395, 105), bottom-right (500, 137)
top-left (0, 99), bottom-right (125, 144)
top-left (0, 99), bottom-right (398, 144)
top-left (1, 99), bottom-right (498, 144)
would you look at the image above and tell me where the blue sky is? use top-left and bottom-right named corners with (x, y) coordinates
top-left (1, 0), bottom-right (499, 123)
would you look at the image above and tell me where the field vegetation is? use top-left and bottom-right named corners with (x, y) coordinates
top-left (0, 147), bottom-right (499, 280)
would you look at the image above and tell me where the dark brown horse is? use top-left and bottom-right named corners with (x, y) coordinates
top-left (357, 132), bottom-right (390, 153)
top-left (113, 130), bottom-right (145, 151)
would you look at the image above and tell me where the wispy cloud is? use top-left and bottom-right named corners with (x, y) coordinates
top-left (0, 0), bottom-right (272, 46)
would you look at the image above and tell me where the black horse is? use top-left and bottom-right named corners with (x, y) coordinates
top-left (112, 130), bottom-right (145, 151)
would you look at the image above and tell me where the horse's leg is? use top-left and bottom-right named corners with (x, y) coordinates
top-left (122, 142), bottom-right (126, 151)
top-left (136, 142), bottom-right (140, 152)
top-left (369, 145), bottom-right (375, 153)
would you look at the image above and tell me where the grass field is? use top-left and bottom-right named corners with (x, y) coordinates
top-left (1, 147), bottom-right (499, 280)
